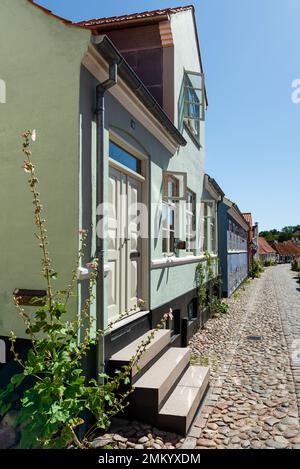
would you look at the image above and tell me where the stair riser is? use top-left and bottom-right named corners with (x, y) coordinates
top-left (109, 330), bottom-right (171, 383)
top-left (108, 342), bottom-right (170, 386)
top-left (131, 343), bottom-right (170, 385)
top-left (132, 331), bottom-right (171, 378)
top-left (158, 372), bottom-right (210, 435)
top-left (132, 351), bottom-right (190, 413)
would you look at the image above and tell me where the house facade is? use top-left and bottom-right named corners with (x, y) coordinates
top-left (242, 213), bottom-right (259, 273)
top-left (271, 241), bottom-right (300, 263)
top-left (0, 2), bottom-right (214, 434)
top-left (243, 213), bottom-right (253, 273)
top-left (79, 7), bottom-right (220, 356)
top-left (258, 237), bottom-right (277, 264)
top-left (0, 0), bottom-right (91, 345)
top-left (218, 198), bottom-right (249, 297)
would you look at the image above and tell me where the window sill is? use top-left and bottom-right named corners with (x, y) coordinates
top-left (151, 254), bottom-right (218, 270)
top-left (228, 250), bottom-right (248, 254)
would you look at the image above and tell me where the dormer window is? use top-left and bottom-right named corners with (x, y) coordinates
top-left (181, 71), bottom-right (205, 143)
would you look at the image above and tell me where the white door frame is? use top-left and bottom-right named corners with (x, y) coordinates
top-left (108, 132), bottom-right (149, 323)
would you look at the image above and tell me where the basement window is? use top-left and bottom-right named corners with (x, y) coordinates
top-left (188, 299), bottom-right (198, 321)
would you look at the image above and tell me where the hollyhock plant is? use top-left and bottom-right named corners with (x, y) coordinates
top-left (0, 130), bottom-right (172, 450)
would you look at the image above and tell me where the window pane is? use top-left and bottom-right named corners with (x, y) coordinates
top-left (170, 231), bottom-right (175, 253)
top-left (168, 179), bottom-right (174, 198)
top-left (162, 204), bottom-right (167, 229)
top-left (210, 218), bottom-right (216, 253)
top-left (162, 236), bottom-right (168, 254)
top-left (170, 208), bottom-right (175, 231)
top-left (168, 176), bottom-right (179, 198)
top-left (204, 215), bottom-right (208, 252)
top-left (109, 141), bottom-right (141, 174)
top-left (185, 72), bottom-right (203, 91)
top-left (185, 101), bottom-right (200, 119)
top-left (186, 190), bottom-right (196, 252)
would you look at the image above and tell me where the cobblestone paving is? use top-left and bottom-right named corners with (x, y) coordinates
top-left (184, 265), bottom-right (300, 449)
top-left (272, 266), bottom-right (300, 412)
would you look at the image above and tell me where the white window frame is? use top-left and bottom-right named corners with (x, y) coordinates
top-left (162, 172), bottom-right (187, 255)
top-left (162, 199), bottom-right (177, 255)
top-left (201, 200), bottom-right (217, 254)
top-left (183, 71), bottom-right (206, 141)
top-left (163, 171), bottom-right (187, 202)
top-left (186, 189), bottom-right (196, 253)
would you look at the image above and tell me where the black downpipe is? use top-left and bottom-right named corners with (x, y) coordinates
top-left (95, 63), bottom-right (118, 376)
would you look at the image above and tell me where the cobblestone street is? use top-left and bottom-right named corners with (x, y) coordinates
top-left (185, 264), bottom-right (300, 449)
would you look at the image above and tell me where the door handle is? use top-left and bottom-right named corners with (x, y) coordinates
top-left (121, 238), bottom-right (130, 247)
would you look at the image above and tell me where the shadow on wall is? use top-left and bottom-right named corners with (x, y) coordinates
top-left (156, 266), bottom-right (170, 291)
top-left (154, 181), bottom-right (163, 250)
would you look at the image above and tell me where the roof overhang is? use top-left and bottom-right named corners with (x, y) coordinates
top-left (224, 197), bottom-right (250, 231)
top-left (77, 5), bottom-right (208, 108)
top-left (77, 6), bottom-right (194, 29)
top-left (204, 174), bottom-right (225, 201)
top-left (82, 36), bottom-right (186, 153)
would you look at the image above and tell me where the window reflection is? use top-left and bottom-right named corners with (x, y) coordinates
top-left (109, 141), bottom-right (141, 174)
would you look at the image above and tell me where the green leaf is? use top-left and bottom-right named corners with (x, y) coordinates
top-left (11, 373), bottom-right (25, 388)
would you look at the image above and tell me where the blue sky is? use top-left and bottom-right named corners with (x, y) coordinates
top-left (38, 0), bottom-right (300, 231)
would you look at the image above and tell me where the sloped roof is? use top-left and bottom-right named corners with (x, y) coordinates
top-left (77, 5), bottom-right (194, 28)
top-left (258, 237), bottom-right (276, 255)
top-left (272, 241), bottom-right (300, 257)
top-left (205, 174), bottom-right (225, 200)
top-left (223, 198), bottom-right (249, 231)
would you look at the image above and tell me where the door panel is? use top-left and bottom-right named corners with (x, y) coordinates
top-left (108, 167), bottom-right (142, 320)
top-left (107, 168), bottom-right (122, 322)
top-left (127, 177), bottom-right (141, 310)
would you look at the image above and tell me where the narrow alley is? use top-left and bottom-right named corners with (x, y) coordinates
top-left (186, 265), bottom-right (300, 449)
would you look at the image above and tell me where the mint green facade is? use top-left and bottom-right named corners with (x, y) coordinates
top-left (0, 2), bottom-right (218, 350)
top-left (0, 0), bottom-right (91, 338)
top-left (150, 9), bottom-right (209, 311)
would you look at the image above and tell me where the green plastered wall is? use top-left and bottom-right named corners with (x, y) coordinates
top-left (150, 130), bottom-right (206, 309)
top-left (0, 0), bottom-right (91, 338)
top-left (79, 66), bottom-right (175, 327)
top-left (150, 9), bottom-right (206, 310)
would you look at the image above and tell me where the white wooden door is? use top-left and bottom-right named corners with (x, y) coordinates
top-left (108, 167), bottom-right (142, 321)
top-left (126, 176), bottom-right (141, 311)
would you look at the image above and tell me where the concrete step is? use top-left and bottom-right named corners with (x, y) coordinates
top-left (109, 329), bottom-right (171, 381)
top-left (158, 366), bottom-right (210, 435)
top-left (132, 347), bottom-right (190, 416)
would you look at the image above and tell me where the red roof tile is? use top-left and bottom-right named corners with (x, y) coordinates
top-left (77, 5), bottom-right (194, 28)
top-left (258, 237), bottom-right (276, 255)
top-left (271, 241), bottom-right (300, 257)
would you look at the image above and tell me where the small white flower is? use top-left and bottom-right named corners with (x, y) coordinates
top-left (31, 129), bottom-right (37, 142)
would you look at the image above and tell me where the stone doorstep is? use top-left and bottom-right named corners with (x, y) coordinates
top-left (109, 329), bottom-right (171, 377)
top-left (158, 366), bottom-right (210, 435)
top-left (133, 347), bottom-right (190, 408)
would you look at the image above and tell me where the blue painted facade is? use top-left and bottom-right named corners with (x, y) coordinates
top-left (218, 199), bottom-right (249, 297)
